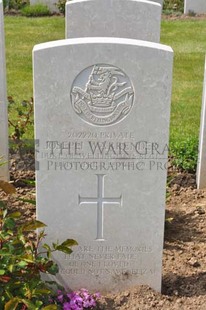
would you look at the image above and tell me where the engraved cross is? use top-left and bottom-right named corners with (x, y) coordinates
top-left (78, 174), bottom-right (123, 241)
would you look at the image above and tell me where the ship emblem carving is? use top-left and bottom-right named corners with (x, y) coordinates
top-left (71, 64), bottom-right (134, 126)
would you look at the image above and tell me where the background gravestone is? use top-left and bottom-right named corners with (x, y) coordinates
top-left (0, 0), bottom-right (9, 181)
top-left (66, 0), bottom-right (162, 42)
top-left (197, 58), bottom-right (206, 189)
top-left (184, 0), bottom-right (206, 14)
top-left (34, 37), bottom-right (173, 293)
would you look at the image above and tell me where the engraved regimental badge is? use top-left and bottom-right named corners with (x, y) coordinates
top-left (71, 64), bottom-right (134, 126)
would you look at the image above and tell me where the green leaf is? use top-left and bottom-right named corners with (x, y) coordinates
top-left (42, 244), bottom-right (51, 251)
top-left (4, 218), bottom-right (15, 229)
top-left (42, 305), bottom-right (58, 310)
top-left (9, 211), bottom-right (21, 218)
top-left (60, 239), bottom-right (78, 247)
top-left (21, 179), bottom-right (35, 186)
top-left (0, 200), bottom-right (5, 207)
top-left (54, 239), bottom-right (78, 254)
top-left (35, 300), bottom-right (43, 308)
top-left (42, 244), bottom-right (52, 258)
top-left (47, 263), bottom-right (59, 275)
top-left (5, 298), bottom-right (19, 310)
top-left (18, 198), bottom-right (36, 205)
top-left (52, 242), bottom-right (58, 250)
top-left (38, 230), bottom-right (46, 241)
top-left (21, 254), bottom-right (34, 263)
top-left (0, 250), bottom-right (14, 256)
top-left (0, 201), bottom-right (5, 209)
top-left (17, 260), bottom-right (28, 268)
top-left (20, 299), bottom-right (37, 310)
top-left (3, 209), bottom-right (8, 218)
top-left (0, 270), bottom-right (5, 275)
top-left (33, 288), bottom-right (51, 296)
top-left (56, 245), bottom-right (73, 254)
top-left (8, 264), bottom-right (14, 273)
top-left (22, 220), bottom-right (46, 231)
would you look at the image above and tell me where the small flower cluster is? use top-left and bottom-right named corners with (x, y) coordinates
top-left (53, 288), bottom-right (100, 310)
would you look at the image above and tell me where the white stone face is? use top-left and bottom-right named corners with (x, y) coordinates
top-left (30, 0), bottom-right (58, 13)
top-left (33, 37), bottom-right (173, 293)
top-left (66, 0), bottom-right (161, 42)
top-left (184, 0), bottom-right (206, 14)
top-left (197, 58), bottom-right (206, 189)
top-left (0, 0), bottom-right (9, 181)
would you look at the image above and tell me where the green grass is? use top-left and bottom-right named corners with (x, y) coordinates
top-left (5, 16), bottom-right (64, 101)
top-left (161, 19), bottom-right (206, 144)
top-left (4, 16), bottom-right (206, 149)
top-left (21, 4), bottom-right (51, 17)
top-left (5, 16), bottom-right (64, 139)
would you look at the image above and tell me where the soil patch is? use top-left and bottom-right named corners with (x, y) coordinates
top-left (162, 13), bottom-right (206, 20)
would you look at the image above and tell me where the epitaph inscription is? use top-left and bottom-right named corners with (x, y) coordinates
top-left (59, 243), bottom-right (154, 278)
top-left (71, 64), bottom-right (134, 126)
top-left (79, 174), bottom-right (122, 240)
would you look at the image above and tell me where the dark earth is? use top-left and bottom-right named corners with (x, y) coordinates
top-left (1, 153), bottom-right (206, 309)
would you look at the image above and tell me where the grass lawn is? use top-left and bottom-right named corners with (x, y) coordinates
top-left (5, 16), bottom-right (64, 101)
top-left (5, 16), bottom-right (65, 139)
top-left (161, 19), bottom-right (206, 144)
top-left (4, 16), bottom-right (206, 147)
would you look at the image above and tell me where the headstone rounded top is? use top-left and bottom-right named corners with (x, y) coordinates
top-left (33, 37), bottom-right (173, 53)
top-left (69, 0), bottom-right (161, 6)
top-left (65, 0), bottom-right (162, 42)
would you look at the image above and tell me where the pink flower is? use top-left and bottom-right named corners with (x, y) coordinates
top-left (53, 287), bottom-right (100, 310)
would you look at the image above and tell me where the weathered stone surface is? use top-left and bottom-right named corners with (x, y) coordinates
top-left (66, 0), bottom-right (161, 42)
top-left (33, 37), bottom-right (173, 293)
top-left (197, 58), bottom-right (206, 189)
top-left (0, 0), bottom-right (9, 181)
top-left (184, 0), bottom-right (206, 14)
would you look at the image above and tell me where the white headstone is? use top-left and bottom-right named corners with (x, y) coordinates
top-left (66, 0), bottom-right (162, 42)
top-left (30, 0), bottom-right (58, 13)
top-left (0, 0), bottom-right (9, 181)
top-left (197, 57), bottom-right (206, 189)
top-left (184, 0), bottom-right (206, 14)
top-left (34, 37), bottom-right (173, 293)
